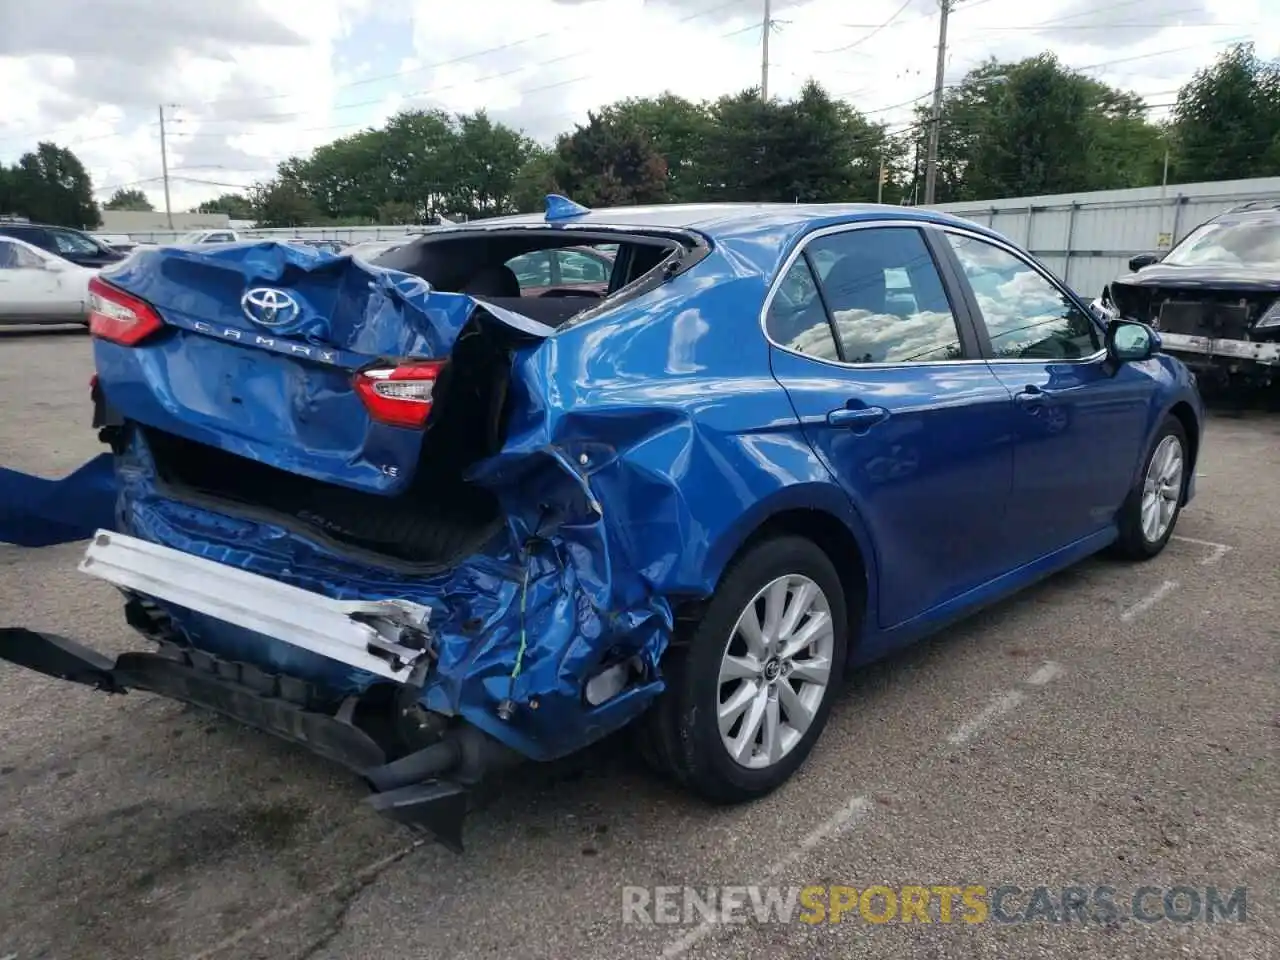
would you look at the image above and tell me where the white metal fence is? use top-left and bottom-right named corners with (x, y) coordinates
top-left (929, 176), bottom-right (1280, 299)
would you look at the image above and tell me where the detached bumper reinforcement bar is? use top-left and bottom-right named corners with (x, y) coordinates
top-left (1158, 332), bottom-right (1280, 366)
top-left (0, 626), bottom-right (482, 852)
top-left (78, 529), bottom-right (434, 682)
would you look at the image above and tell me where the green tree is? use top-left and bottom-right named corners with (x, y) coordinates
top-left (511, 147), bottom-right (559, 213)
top-left (700, 81), bottom-right (896, 203)
top-left (195, 193), bottom-right (254, 219)
top-left (283, 126), bottom-right (393, 221)
top-left (376, 200), bottom-right (417, 224)
top-left (915, 55), bottom-right (1167, 202)
top-left (248, 178), bottom-right (320, 227)
top-left (443, 111), bottom-right (536, 217)
top-left (1169, 43), bottom-right (1280, 183)
top-left (0, 165), bottom-right (14, 216)
top-left (551, 112), bottom-right (668, 206)
top-left (103, 187), bottom-right (153, 211)
top-left (5, 142), bottom-right (99, 227)
top-left (598, 94), bottom-right (715, 202)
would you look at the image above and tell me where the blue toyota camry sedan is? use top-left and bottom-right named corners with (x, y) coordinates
top-left (0, 197), bottom-right (1203, 851)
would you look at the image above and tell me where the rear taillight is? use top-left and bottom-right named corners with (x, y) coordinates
top-left (88, 276), bottom-right (164, 346)
top-left (354, 360), bottom-right (446, 429)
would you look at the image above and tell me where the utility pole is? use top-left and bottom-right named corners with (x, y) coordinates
top-left (158, 104), bottom-right (174, 230)
top-left (877, 155), bottom-right (886, 204)
top-left (761, 0), bottom-right (772, 100)
top-left (923, 0), bottom-right (952, 206)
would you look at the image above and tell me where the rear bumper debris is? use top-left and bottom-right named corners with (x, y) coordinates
top-left (0, 624), bottom-right (513, 852)
top-left (79, 529), bottom-right (435, 681)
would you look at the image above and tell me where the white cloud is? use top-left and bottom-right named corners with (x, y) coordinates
top-left (0, 0), bottom-right (1276, 214)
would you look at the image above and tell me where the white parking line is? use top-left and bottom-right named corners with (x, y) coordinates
top-left (946, 690), bottom-right (1025, 746)
top-left (1024, 660), bottom-right (1063, 687)
top-left (660, 661), bottom-right (1063, 958)
top-left (1120, 579), bottom-right (1179, 622)
top-left (1172, 534), bottom-right (1232, 566)
top-left (661, 797), bottom-right (874, 958)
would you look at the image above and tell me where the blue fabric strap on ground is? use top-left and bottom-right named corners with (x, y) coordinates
top-left (0, 454), bottom-right (117, 547)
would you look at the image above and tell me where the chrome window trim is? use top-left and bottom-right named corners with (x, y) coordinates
top-left (934, 224), bottom-right (1107, 366)
top-left (758, 219), bottom-right (987, 370)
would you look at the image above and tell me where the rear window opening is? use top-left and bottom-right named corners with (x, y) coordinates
top-left (369, 228), bottom-right (704, 330)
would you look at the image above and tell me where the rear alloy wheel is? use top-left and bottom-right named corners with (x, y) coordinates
top-left (637, 536), bottom-right (850, 803)
top-left (717, 574), bottom-right (835, 769)
top-left (1114, 415), bottom-right (1188, 560)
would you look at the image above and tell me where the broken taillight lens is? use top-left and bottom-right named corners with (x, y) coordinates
top-left (88, 276), bottom-right (164, 346)
top-left (354, 360), bottom-right (446, 429)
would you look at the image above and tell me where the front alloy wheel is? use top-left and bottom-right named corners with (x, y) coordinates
top-left (1114, 414), bottom-right (1188, 560)
top-left (718, 575), bottom-right (834, 769)
top-left (1140, 434), bottom-right (1184, 544)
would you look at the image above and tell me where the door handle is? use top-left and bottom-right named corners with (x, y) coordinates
top-left (1015, 385), bottom-right (1052, 408)
top-left (827, 405), bottom-right (890, 429)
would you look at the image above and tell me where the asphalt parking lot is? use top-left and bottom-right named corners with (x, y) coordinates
top-left (1, 327), bottom-right (1276, 960)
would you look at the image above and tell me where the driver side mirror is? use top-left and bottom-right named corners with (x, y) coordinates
top-left (1128, 253), bottom-right (1160, 272)
top-left (1106, 318), bottom-right (1160, 364)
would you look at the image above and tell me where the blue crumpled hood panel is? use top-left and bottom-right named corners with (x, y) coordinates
top-left (96, 242), bottom-right (552, 496)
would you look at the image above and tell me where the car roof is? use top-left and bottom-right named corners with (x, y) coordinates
top-left (0, 221), bottom-right (85, 232)
top-left (446, 202), bottom-right (1001, 266)
top-left (1212, 207), bottom-right (1280, 226)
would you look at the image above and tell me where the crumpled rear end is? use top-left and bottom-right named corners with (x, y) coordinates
top-left (110, 336), bottom-right (676, 763)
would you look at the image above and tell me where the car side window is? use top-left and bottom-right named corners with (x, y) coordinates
top-left (556, 249), bottom-right (609, 283)
top-left (506, 250), bottom-right (553, 290)
top-left (48, 229), bottom-right (99, 255)
top-left (805, 227), bottom-right (964, 364)
top-left (944, 233), bottom-right (1101, 360)
top-left (765, 257), bottom-right (840, 360)
top-left (0, 240), bottom-right (45, 269)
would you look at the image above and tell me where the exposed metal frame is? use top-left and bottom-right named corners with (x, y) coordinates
top-left (79, 530), bottom-right (435, 682)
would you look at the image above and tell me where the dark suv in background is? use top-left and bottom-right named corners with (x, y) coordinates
top-left (0, 217), bottom-right (126, 268)
top-left (1104, 201), bottom-right (1280, 398)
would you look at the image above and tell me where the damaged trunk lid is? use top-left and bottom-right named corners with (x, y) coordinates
top-left (94, 242), bottom-right (552, 497)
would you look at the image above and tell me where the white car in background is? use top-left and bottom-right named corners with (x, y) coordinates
top-left (0, 235), bottom-right (98, 326)
top-left (347, 238), bottom-right (409, 263)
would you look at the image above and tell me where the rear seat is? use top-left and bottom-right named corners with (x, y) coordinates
top-left (474, 295), bottom-right (594, 328)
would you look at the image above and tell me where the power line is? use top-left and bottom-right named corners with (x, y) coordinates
top-left (816, 0), bottom-right (914, 56)
top-left (851, 32), bottom-right (1252, 119)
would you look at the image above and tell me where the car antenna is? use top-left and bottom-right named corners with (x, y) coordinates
top-left (545, 194), bottom-right (591, 222)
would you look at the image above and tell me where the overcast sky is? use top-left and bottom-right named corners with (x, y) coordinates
top-left (0, 0), bottom-right (1274, 213)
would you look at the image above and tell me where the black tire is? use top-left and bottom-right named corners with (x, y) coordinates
top-left (637, 535), bottom-right (850, 804)
top-left (1112, 414), bottom-right (1188, 560)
